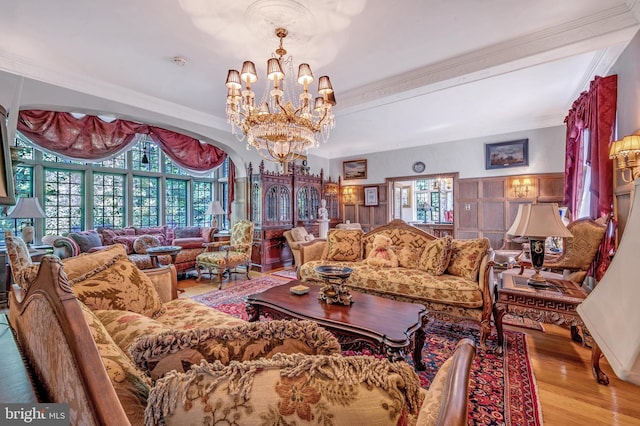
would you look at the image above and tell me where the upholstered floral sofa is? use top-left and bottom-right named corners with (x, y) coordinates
top-left (299, 219), bottom-right (495, 348)
top-left (8, 243), bottom-right (477, 426)
top-left (42, 225), bottom-right (215, 273)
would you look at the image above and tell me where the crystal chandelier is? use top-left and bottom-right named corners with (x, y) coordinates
top-left (225, 28), bottom-right (336, 166)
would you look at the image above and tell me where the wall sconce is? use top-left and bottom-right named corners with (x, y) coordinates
top-left (512, 178), bottom-right (532, 198)
top-left (342, 187), bottom-right (354, 204)
top-left (609, 134), bottom-right (640, 183)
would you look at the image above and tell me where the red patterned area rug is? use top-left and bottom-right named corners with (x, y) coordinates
top-left (192, 277), bottom-right (543, 426)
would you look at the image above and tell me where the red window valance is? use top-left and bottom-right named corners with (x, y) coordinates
top-left (17, 110), bottom-right (226, 171)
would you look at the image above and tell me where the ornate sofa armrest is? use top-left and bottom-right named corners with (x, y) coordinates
top-left (143, 265), bottom-right (178, 302)
top-left (299, 238), bottom-right (326, 264)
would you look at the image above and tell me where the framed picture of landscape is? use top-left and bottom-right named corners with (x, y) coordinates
top-left (485, 139), bottom-right (528, 170)
top-left (343, 159), bottom-right (367, 180)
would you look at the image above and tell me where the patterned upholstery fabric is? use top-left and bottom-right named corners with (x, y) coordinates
top-left (133, 235), bottom-right (161, 254)
top-left (363, 226), bottom-right (434, 260)
top-left (544, 218), bottom-right (607, 271)
top-left (397, 246), bottom-right (421, 268)
top-left (130, 320), bottom-right (342, 380)
top-left (301, 260), bottom-right (483, 308)
top-left (101, 228), bottom-right (135, 246)
top-left (196, 220), bottom-right (254, 287)
top-left (146, 353), bottom-right (424, 426)
top-left (65, 245), bottom-right (165, 318)
top-left (446, 238), bottom-right (490, 281)
top-left (322, 229), bottom-right (364, 261)
top-left (416, 355), bottom-right (454, 426)
top-left (79, 303), bottom-right (151, 425)
top-left (112, 235), bottom-right (138, 254)
top-left (417, 236), bottom-right (453, 275)
top-left (4, 233), bottom-right (39, 290)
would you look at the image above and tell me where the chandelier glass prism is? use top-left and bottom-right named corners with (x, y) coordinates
top-left (225, 28), bottom-right (335, 166)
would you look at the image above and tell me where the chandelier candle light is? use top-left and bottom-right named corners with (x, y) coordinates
top-left (225, 28), bottom-right (335, 166)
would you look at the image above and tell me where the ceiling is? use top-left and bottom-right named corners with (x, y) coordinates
top-left (0, 0), bottom-right (638, 160)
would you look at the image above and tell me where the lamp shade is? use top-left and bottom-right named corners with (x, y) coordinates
top-left (7, 197), bottom-right (46, 219)
top-left (506, 203), bottom-right (572, 239)
top-left (205, 201), bottom-right (225, 216)
top-left (577, 179), bottom-right (640, 385)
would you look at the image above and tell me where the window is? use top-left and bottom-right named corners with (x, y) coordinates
top-left (132, 176), bottom-right (159, 226)
top-left (165, 178), bottom-right (188, 227)
top-left (12, 133), bottom-right (226, 239)
top-left (44, 168), bottom-right (84, 235)
top-left (93, 173), bottom-right (125, 229)
top-left (0, 166), bottom-right (34, 243)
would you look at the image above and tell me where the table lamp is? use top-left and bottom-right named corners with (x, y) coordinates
top-left (507, 202), bottom-right (572, 286)
top-left (205, 200), bottom-right (226, 229)
top-left (7, 197), bottom-right (46, 250)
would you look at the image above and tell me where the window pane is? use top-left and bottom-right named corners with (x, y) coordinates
top-left (165, 178), bottom-right (188, 227)
top-left (193, 181), bottom-right (212, 227)
top-left (132, 176), bottom-right (159, 226)
top-left (44, 168), bottom-right (84, 235)
top-left (14, 134), bottom-right (34, 160)
top-left (42, 152), bottom-right (84, 165)
top-left (165, 157), bottom-right (188, 176)
top-left (0, 166), bottom-right (34, 242)
top-left (97, 153), bottom-right (126, 169)
top-left (132, 136), bottom-right (160, 172)
top-left (93, 173), bottom-right (125, 228)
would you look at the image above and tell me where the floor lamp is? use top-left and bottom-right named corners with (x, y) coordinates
top-left (7, 197), bottom-right (46, 250)
top-left (577, 178), bottom-right (640, 385)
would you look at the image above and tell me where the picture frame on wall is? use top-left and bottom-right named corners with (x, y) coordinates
top-left (364, 186), bottom-right (379, 206)
top-left (343, 159), bottom-right (367, 180)
top-left (485, 139), bottom-right (529, 170)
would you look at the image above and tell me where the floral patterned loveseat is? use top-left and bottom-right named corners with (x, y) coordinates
top-left (8, 243), bottom-right (477, 426)
top-left (299, 219), bottom-right (495, 348)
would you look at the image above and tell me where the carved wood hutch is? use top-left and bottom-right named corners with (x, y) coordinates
top-left (248, 161), bottom-right (340, 271)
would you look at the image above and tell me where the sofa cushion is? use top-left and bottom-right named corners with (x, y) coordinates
top-left (417, 236), bottom-right (453, 275)
top-left (396, 246), bottom-right (421, 269)
top-left (101, 228), bottom-right (135, 246)
top-left (146, 353), bottom-right (423, 426)
top-left (446, 238), bottom-right (491, 281)
top-left (79, 302), bottom-right (150, 425)
top-left (95, 309), bottom-right (173, 357)
top-left (65, 245), bottom-right (165, 318)
top-left (322, 229), bottom-right (364, 261)
top-left (133, 235), bottom-right (161, 254)
top-left (172, 237), bottom-right (204, 249)
top-left (290, 226), bottom-right (309, 242)
top-left (130, 320), bottom-right (342, 380)
top-left (156, 298), bottom-right (246, 330)
top-left (112, 235), bottom-right (138, 254)
top-left (68, 230), bottom-right (103, 252)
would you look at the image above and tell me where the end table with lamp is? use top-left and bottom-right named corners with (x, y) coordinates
top-left (6, 197), bottom-right (46, 251)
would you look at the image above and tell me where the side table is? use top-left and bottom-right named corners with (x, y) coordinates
top-left (494, 268), bottom-right (609, 385)
top-left (146, 245), bottom-right (182, 268)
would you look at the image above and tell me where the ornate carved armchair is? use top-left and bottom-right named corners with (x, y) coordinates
top-left (195, 220), bottom-right (254, 289)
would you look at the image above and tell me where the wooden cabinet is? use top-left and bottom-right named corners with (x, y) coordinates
top-left (247, 161), bottom-right (339, 271)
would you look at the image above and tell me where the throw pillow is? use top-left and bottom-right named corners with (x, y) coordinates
top-left (290, 226), bottom-right (308, 242)
top-left (322, 229), bottom-right (364, 261)
top-left (130, 319), bottom-right (341, 380)
top-left (417, 236), bottom-right (453, 275)
top-left (68, 230), bottom-right (102, 252)
top-left (112, 235), bottom-right (138, 254)
top-left (146, 353), bottom-right (423, 426)
top-left (65, 245), bottom-right (164, 318)
top-left (133, 235), bottom-right (161, 254)
top-left (174, 226), bottom-right (200, 239)
top-left (397, 246), bottom-right (422, 269)
top-left (78, 301), bottom-right (150, 425)
top-left (446, 237), bottom-right (491, 280)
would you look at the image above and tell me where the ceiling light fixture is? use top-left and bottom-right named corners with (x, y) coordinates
top-left (225, 27), bottom-right (336, 166)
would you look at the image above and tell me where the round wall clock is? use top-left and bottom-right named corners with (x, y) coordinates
top-left (412, 161), bottom-right (426, 173)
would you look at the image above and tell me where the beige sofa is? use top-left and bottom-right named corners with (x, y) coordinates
top-left (9, 243), bottom-right (477, 426)
top-left (299, 219), bottom-right (495, 348)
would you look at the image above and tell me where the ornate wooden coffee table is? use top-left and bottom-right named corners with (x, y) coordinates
top-left (246, 280), bottom-right (428, 370)
top-left (495, 269), bottom-right (608, 384)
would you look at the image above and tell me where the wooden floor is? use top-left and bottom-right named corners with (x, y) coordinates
top-left (181, 271), bottom-right (640, 425)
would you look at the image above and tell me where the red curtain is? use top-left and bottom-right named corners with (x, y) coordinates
top-left (17, 110), bottom-right (226, 171)
top-left (563, 75), bottom-right (617, 218)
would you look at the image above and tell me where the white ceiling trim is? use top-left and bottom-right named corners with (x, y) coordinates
top-left (338, 4), bottom-right (639, 114)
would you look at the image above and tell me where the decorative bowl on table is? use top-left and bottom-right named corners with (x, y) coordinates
top-left (315, 265), bottom-right (354, 305)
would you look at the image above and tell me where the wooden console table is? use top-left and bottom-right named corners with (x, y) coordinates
top-left (494, 269), bottom-right (609, 385)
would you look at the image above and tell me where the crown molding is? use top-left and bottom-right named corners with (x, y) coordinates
top-left (338, 4), bottom-right (640, 114)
